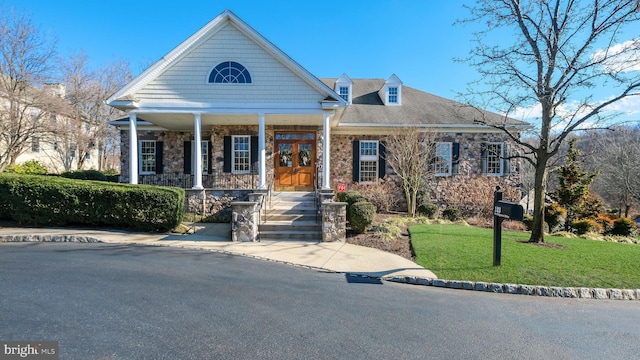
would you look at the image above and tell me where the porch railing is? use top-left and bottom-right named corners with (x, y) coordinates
top-left (138, 170), bottom-right (258, 189)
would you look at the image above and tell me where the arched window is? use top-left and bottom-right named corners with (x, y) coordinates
top-left (208, 61), bottom-right (252, 84)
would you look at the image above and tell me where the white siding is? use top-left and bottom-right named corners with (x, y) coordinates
top-left (135, 24), bottom-right (324, 104)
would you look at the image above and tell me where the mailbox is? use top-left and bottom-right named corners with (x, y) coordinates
top-left (494, 201), bottom-right (524, 221)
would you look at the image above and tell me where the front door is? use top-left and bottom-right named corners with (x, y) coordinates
top-left (274, 132), bottom-right (315, 191)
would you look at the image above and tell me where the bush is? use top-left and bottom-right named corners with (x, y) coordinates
top-left (3, 160), bottom-right (47, 175)
top-left (442, 208), bottom-right (463, 222)
top-left (417, 203), bottom-right (439, 219)
top-left (347, 201), bottom-right (376, 234)
top-left (522, 214), bottom-right (550, 233)
top-left (337, 190), bottom-right (369, 206)
top-left (0, 173), bottom-right (184, 232)
top-left (545, 202), bottom-right (566, 232)
top-left (609, 217), bottom-right (638, 236)
top-left (350, 177), bottom-right (400, 213)
top-left (571, 218), bottom-right (603, 235)
top-left (61, 170), bottom-right (108, 181)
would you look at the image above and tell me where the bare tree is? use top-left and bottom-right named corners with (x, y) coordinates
top-left (384, 129), bottom-right (436, 217)
top-left (459, 0), bottom-right (640, 242)
top-left (59, 53), bottom-right (131, 171)
top-left (0, 6), bottom-right (57, 171)
top-left (590, 126), bottom-right (640, 217)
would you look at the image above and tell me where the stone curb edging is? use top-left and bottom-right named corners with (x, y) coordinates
top-left (384, 276), bottom-right (640, 301)
top-left (0, 235), bottom-right (102, 243)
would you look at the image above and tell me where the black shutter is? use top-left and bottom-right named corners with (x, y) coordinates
top-left (207, 141), bottom-right (213, 174)
top-left (428, 143), bottom-right (436, 173)
top-left (378, 141), bottom-right (386, 179)
top-left (503, 143), bottom-right (511, 175)
top-left (250, 136), bottom-right (258, 173)
top-left (184, 141), bottom-right (192, 174)
top-left (452, 142), bottom-right (460, 175)
top-left (352, 140), bottom-right (360, 183)
top-left (481, 143), bottom-right (488, 174)
top-left (223, 136), bottom-right (231, 173)
top-left (155, 141), bottom-right (163, 174)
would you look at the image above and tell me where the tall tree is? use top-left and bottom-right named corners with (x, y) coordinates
top-left (0, 6), bottom-right (57, 171)
top-left (460, 0), bottom-right (640, 242)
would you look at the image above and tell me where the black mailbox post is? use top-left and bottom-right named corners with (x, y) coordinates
top-left (493, 186), bottom-right (524, 266)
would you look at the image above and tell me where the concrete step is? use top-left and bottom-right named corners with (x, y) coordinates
top-left (259, 230), bottom-right (322, 241)
top-left (260, 221), bottom-right (320, 232)
top-left (263, 214), bottom-right (317, 222)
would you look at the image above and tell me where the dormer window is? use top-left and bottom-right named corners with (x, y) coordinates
top-left (339, 86), bottom-right (349, 102)
top-left (388, 87), bottom-right (398, 104)
top-left (334, 73), bottom-right (352, 105)
top-left (208, 61), bottom-right (252, 84)
top-left (379, 74), bottom-right (402, 106)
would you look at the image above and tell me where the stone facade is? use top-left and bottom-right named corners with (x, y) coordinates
top-left (231, 201), bottom-right (259, 242)
top-left (329, 132), bottom-right (522, 217)
top-left (321, 201), bottom-right (347, 242)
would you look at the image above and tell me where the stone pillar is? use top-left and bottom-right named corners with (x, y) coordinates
top-left (321, 201), bottom-right (347, 242)
top-left (231, 201), bottom-right (259, 242)
top-left (249, 192), bottom-right (266, 223)
top-left (192, 113), bottom-right (203, 190)
top-left (129, 112), bottom-right (138, 184)
top-left (318, 189), bottom-right (335, 203)
top-left (258, 114), bottom-right (266, 189)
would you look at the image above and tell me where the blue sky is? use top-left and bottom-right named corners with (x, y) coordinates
top-left (11, 0), bottom-right (640, 124)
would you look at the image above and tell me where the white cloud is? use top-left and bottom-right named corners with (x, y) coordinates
top-left (593, 39), bottom-right (640, 73)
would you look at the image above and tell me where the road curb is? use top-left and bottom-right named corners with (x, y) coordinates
top-left (0, 234), bottom-right (101, 243)
top-left (384, 276), bottom-right (640, 301)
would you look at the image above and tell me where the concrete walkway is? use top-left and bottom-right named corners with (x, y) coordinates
top-left (0, 223), bottom-right (437, 280)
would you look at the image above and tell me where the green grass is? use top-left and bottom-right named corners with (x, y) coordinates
top-left (410, 224), bottom-right (640, 288)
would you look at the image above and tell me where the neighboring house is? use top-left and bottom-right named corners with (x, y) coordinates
top-left (107, 10), bottom-right (524, 214)
top-left (3, 83), bottom-right (101, 173)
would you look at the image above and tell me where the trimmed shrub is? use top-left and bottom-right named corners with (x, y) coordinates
top-left (0, 173), bottom-right (184, 232)
top-left (571, 218), bottom-right (603, 235)
top-left (3, 160), bottom-right (47, 175)
top-left (61, 170), bottom-right (108, 181)
top-left (417, 203), bottom-right (439, 219)
top-left (347, 201), bottom-right (376, 234)
top-left (609, 217), bottom-right (638, 236)
top-left (350, 177), bottom-right (401, 213)
top-left (545, 202), bottom-right (566, 232)
top-left (442, 207), bottom-right (463, 222)
top-left (337, 190), bottom-right (369, 206)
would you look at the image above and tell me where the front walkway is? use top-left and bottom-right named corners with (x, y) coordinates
top-left (0, 223), bottom-right (437, 280)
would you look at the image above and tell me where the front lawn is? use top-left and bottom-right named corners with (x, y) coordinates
top-left (410, 224), bottom-right (640, 289)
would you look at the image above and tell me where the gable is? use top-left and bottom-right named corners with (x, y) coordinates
top-left (135, 24), bottom-right (324, 105)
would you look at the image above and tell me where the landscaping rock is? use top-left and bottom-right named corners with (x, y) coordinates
top-left (536, 286), bottom-right (550, 297)
top-left (489, 283), bottom-right (504, 293)
top-left (519, 285), bottom-right (536, 295)
top-left (462, 281), bottom-right (474, 290)
top-left (504, 284), bottom-right (518, 294)
top-left (609, 289), bottom-right (623, 300)
top-left (578, 288), bottom-right (593, 299)
top-left (550, 287), bottom-right (564, 297)
top-left (474, 282), bottom-right (487, 291)
top-left (593, 288), bottom-right (608, 300)
top-left (432, 279), bottom-right (446, 287)
top-left (621, 290), bottom-right (636, 300)
top-left (448, 281), bottom-right (463, 289)
top-left (563, 288), bottom-right (578, 298)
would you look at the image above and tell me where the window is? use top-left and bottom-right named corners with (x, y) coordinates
top-left (388, 87), bottom-right (398, 104)
top-left (191, 141), bottom-right (209, 175)
top-left (483, 143), bottom-right (503, 175)
top-left (140, 140), bottom-right (156, 174)
top-left (209, 61), bottom-right (252, 83)
top-left (359, 141), bottom-right (378, 182)
top-left (434, 142), bottom-right (452, 176)
top-left (339, 86), bottom-right (349, 102)
top-left (31, 137), bottom-right (40, 152)
top-left (232, 136), bottom-right (251, 174)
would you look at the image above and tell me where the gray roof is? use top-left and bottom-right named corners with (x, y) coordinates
top-left (320, 78), bottom-right (524, 127)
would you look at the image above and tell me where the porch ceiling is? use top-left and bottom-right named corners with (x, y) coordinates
top-left (137, 113), bottom-right (326, 130)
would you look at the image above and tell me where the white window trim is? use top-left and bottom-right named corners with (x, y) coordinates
top-left (139, 140), bottom-right (156, 175)
top-left (232, 135), bottom-right (251, 174)
top-left (435, 142), bottom-right (452, 176)
top-left (359, 140), bottom-right (379, 183)
top-left (486, 142), bottom-right (504, 176)
top-left (388, 86), bottom-right (398, 104)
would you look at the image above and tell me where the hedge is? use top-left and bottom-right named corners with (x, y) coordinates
top-left (0, 174), bottom-right (184, 232)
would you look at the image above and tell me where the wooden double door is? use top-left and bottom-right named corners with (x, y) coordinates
top-left (274, 132), bottom-right (316, 191)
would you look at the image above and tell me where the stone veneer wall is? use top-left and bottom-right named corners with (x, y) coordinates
top-left (329, 132), bottom-right (522, 217)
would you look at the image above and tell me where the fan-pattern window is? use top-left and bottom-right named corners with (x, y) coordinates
top-left (209, 61), bottom-right (252, 84)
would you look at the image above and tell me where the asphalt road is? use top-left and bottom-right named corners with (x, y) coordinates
top-left (1, 243), bottom-right (638, 359)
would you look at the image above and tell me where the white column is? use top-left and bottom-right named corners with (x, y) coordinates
top-left (129, 112), bottom-right (138, 184)
top-left (322, 112), bottom-right (331, 189)
top-left (192, 113), bottom-right (203, 190)
top-left (258, 114), bottom-right (266, 189)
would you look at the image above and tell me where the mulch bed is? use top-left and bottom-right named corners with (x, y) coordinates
top-left (344, 215), bottom-right (415, 261)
